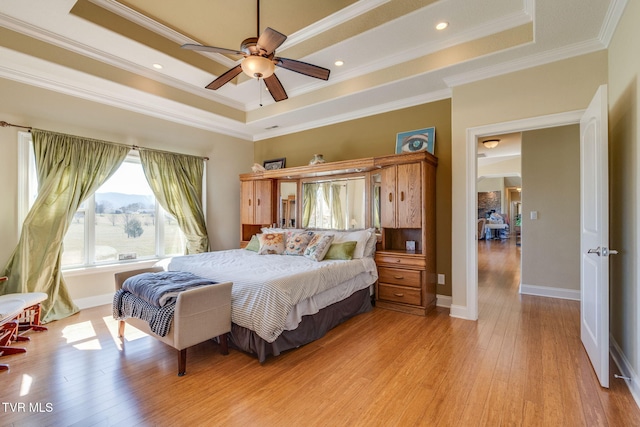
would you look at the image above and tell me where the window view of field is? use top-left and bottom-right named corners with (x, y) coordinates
top-left (61, 161), bottom-right (184, 267)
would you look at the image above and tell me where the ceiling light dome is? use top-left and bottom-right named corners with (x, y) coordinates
top-left (483, 139), bottom-right (500, 149)
top-left (241, 56), bottom-right (275, 79)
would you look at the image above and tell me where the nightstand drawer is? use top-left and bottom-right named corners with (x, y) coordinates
top-left (375, 254), bottom-right (426, 268)
top-left (378, 267), bottom-right (421, 288)
top-left (378, 283), bottom-right (421, 305)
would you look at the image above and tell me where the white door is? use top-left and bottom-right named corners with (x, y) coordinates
top-left (580, 84), bottom-right (611, 388)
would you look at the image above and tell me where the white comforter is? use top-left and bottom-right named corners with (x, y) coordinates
top-left (167, 249), bottom-right (378, 343)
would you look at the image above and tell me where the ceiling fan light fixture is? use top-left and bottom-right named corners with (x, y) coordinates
top-left (241, 56), bottom-right (275, 79)
top-left (483, 139), bottom-right (500, 149)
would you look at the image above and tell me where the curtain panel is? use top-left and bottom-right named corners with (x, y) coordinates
top-left (139, 150), bottom-right (209, 254)
top-left (1, 129), bottom-right (129, 322)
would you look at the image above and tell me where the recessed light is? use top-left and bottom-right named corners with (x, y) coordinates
top-left (334, 60), bottom-right (344, 66)
top-left (436, 21), bottom-right (449, 30)
top-left (152, 63), bottom-right (163, 69)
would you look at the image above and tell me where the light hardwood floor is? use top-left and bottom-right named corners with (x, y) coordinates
top-left (1, 241), bottom-right (639, 426)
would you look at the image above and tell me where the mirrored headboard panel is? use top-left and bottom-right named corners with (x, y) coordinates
top-left (301, 176), bottom-right (368, 230)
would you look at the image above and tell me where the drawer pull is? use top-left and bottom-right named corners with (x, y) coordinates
top-left (393, 275), bottom-right (404, 279)
top-left (396, 259), bottom-right (401, 263)
top-left (393, 293), bottom-right (404, 297)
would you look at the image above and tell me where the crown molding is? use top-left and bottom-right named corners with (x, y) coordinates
top-left (88, 0), bottom-right (239, 68)
top-left (314, 6), bottom-right (532, 94)
top-left (599, 0), bottom-right (628, 47)
top-left (0, 48), bottom-right (254, 140)
top-left (0, 12), bottom-right (248, 112)
top-left (252, 88), bottom-right (451, 141)
top-left (443, 38), bottom-right (606, 88)
top-left (90, 0), bottom-right (391, 54)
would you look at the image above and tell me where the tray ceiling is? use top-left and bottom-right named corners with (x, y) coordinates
top-left (0, 0), bottom-right (622, 141)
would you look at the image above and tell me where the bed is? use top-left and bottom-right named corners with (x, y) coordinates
top-left (164, 228), bottom-right (379, 362)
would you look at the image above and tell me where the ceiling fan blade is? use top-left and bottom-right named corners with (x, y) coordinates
top-left (257, 27), bottom-right (287, 56)
top-left (181, 43), bottom-right (245, 56)
top-left (264, 74), bottom-right (288, 102)
top-left (275, 57), bottom-right (330, 80)
top-left (205, 65), bottom-right (243, 90)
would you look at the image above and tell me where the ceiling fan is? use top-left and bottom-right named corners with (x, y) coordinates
top-left (181, 1), bottom-right (330, 103)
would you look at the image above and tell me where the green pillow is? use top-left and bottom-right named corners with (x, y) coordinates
top-left (324, 241), bottom-right (357, 260)
top-left (245, 235), bottom-right (260, 252)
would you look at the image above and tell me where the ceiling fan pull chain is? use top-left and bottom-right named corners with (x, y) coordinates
top-left (259, 78), bottom-right (263, 107)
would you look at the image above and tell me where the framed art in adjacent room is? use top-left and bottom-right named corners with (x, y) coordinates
top-left (263, 157), bottom-right (286, 170)
top-left (395, 127), bottom-right (435, 154)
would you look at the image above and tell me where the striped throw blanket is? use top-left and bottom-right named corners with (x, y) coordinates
top-left (113, 271), bottom-right (217, 337)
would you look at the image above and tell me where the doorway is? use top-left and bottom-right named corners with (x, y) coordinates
top-left (462, 110), bottom-right (584, 320)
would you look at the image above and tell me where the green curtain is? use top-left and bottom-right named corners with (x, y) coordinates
top-left (331, 183), bottom-right (345, 229)
top-left (301, 182), bottom-right (318, 228)
top-left (1, 129), bottom-right (129, 322)
top-left (139, 150), bottom-right (209, 254)
top-left (320, 183), bottom-right (346, 229)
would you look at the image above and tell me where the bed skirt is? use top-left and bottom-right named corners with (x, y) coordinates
top-left (228, 287), bottom-right (372, 363)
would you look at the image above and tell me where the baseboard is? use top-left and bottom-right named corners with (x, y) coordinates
top-left (610, 335), bottom-right (640, 409)
top-left (74, 293), bottom-right (113, 310)
top-left (449, 304), bottom-right (474, 320)
top-left (519, 283), bottom-right (580, 301)
top-left (436, 294), bottom-right (452, 308)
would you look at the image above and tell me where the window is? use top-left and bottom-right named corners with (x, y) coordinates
top-left (19, 133), bottom-right (185, 268)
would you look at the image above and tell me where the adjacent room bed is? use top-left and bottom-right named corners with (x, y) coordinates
top-left (163, 228), bottom-right (378, 362)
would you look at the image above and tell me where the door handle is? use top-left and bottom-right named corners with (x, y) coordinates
top-left (587, 247), bottom-right (601, 256)
top-left (587, 247), bottom-right (619, 256)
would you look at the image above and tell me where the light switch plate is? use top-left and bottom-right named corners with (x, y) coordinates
top-left (438, 274), bottom-right (445, 285)
top-left (530, 211), bottom-right (538, 220)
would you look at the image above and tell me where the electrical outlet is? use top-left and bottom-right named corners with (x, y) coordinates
top-left (438, 274), bottom-right (445, 285)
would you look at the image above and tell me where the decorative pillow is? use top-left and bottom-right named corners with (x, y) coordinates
top-left (257, 233), bottom-right (285, 255)
top-left (284, 231), bottom-right (314, 256)
top-left (332, 229), bottom-right (371, 259)
top-left (245, 235), bottom-right (260, 252)
top-left (303, 233), bottom-right (335, 261)
top-left (324, 241), bottom-right (357, 260)
top-left (363, 228), bottom-right (378, 257)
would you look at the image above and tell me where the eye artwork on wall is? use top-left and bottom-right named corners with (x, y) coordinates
top-left (395, 127), bottom-right (435, 155)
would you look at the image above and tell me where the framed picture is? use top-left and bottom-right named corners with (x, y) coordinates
top-left (263, 157), bottom-right (286, 170)
top-left (395, 127), bottom-right (435, 154)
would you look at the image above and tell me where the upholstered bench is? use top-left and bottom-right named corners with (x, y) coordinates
top-left (114, 267), bottom-right (232, 376)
